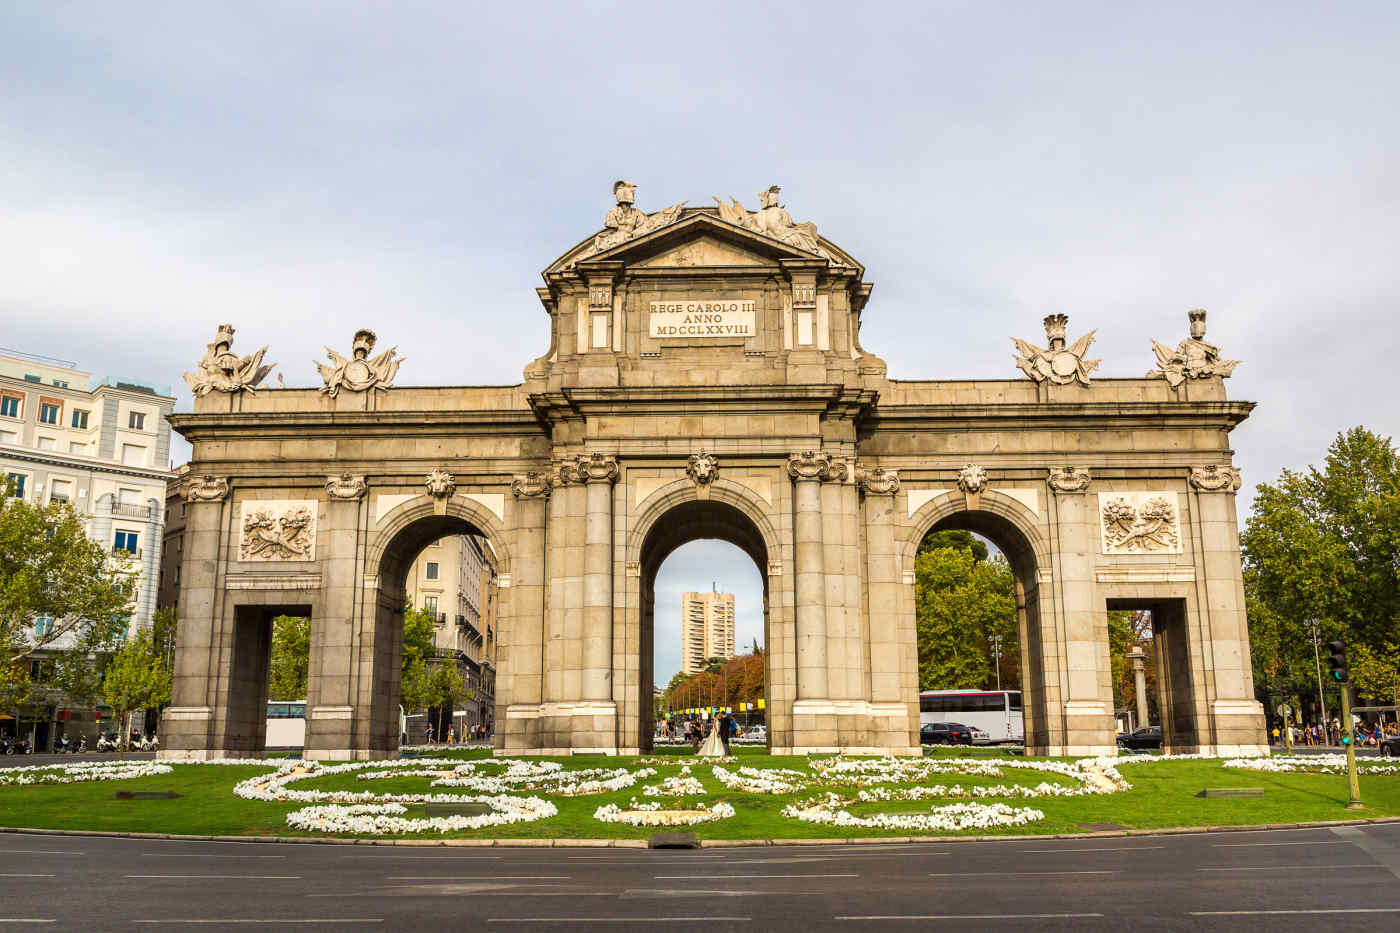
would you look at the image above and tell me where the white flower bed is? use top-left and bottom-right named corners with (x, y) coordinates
top-left (1223, 754), bottom-right (1400, 776)
top-left (286, 797), bottom-right (556, 835)
top-left (0, 761), bottom-right (172, 786)
top-left (642, 765), bottom-right (707, 796)
top-left (594, 797), bottom-right (736, 826)
top-left (712, 764), bottom-right (807, 794)
top-left (782, 792), bottom-right (1044, 831)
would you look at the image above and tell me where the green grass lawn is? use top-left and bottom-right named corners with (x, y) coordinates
top-left (2, 747), bottom-right (1396, 842)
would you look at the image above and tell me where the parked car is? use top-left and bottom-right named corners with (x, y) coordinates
top-left (967, 725), bottom-right (992, 745)
top-left (740, 725), bottom-right (768, 742)
top-left (921, 722), bottom-right (973, 745)
top-left (1117, 726), bottom-right (1163, 750)
top-left (1381, 734), bottom-right (1400, 759)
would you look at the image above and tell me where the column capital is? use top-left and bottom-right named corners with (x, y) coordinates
top-left (324, 473), bottom-right (367, 500)
top-left (857, 466), bottom-right (900, 496)
top-left (572, 452), bottom-right (619, 485)
top-left (1047, 465), bottom-right (1091, 494)
top-left (787, 449), bottom-right (841, 482)
top-left (184, 474), bottom-right (229, 502)
top-left (1189, 464), bottom-right (1242, 492)
top-left (510, 471), bottom-right (553, 499)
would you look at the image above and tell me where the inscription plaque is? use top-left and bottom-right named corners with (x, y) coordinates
top-left (649, 299), bottom-right (755, 338)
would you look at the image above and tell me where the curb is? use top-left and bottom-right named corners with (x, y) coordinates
top-left (4, 815), bottom-right (1399, 848)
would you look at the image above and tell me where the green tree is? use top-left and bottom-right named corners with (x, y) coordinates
top-left (1106, 610), bottom-right (1157, 721)
top-left (101, 627), bottom-right (172, 759)
top-left (1, 483), bottom-right (133, 717)
top-left (918, 529), bottom-right (989, 562)
top-left (398, 605), bottom-right (439, 715)
top-left (1241, 427), bottom-right (1400, 716)
top-left (152, 606), bottom-right (178, 678)
top-left (1351, 642), bottom-right (1400, 706)
top-left (915, 545), bottom-right (1017, 690)
top-left (267, 615), bottom-right (310, 701)
top-left (423, 662), bottom-right (472, 736)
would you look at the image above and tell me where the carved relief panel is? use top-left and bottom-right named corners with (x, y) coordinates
top-left (238, 500), bottom-right (318, 562)
top-left (1097, 491), bottom-right (1182, 555)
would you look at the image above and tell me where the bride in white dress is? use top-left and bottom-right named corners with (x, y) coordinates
top-left (696, 716), bottom-right (726, 757)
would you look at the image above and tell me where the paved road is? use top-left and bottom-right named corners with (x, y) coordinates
top-left (1, 823), bottom-right (1398, 931)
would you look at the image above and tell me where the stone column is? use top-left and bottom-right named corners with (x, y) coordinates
top-left (500, 472), bottom-right (550, 754)
top-left (576, 453), bottom-right (618, 703)
top-left (1128, 646), bottom-right (1149, 728)
top-left (787, 451), bottom-right (830, 701)
top-left (860, 467), bottom-right (917, 751)
top-left (305, 474), bottom-right (367, 760)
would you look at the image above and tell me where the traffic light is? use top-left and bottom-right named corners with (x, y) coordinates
top-left (1326, 640), bottom-right (1349, 684)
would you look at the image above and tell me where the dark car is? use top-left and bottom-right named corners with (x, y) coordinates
top-left (1117, 726), bottom-right (1162, 750)
top-left (921, 722), bottom-right (973, 745)
top-left (1382, 734), bottom-right (1400, 759)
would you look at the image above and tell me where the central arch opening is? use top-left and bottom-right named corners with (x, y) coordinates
top-left (638, 499), bottom-right (770, 752)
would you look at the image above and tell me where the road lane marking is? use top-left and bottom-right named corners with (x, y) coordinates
top-left (928, 870), bottom-right (1117, 877)
top-left (654, 873), bottom-right (857, 879)
top-left (1021, 846), bottom-right (1165, 853)
top-left (1332, 825), bottom-right (1400, 880)
top-left (488, 919), bottom-right (749, 924)
top-left (343, 855), bottom-right (503, 860)
top-left (838, 914), bottom-right (1105, 921)
top-left (141, 853), bottom-right (286, 859)
top-left (1209, 834), bottom-right (1349, 840)
top-left (124, 868), bottom-right (302, 874)
top-left (0, 850), bottom-right (82, 856)
top-left (1196, 864), bottom-right (1385, 872)
top-left (0, 875), bottom-right (54, 879)
top-left (0, 921), bottom-right (56, 925)
top-left (134, 921), bottom-right (382, 925)
top-left (1190, 909), bottom-right (1400, 916)
top-left (387, 875), bottom-right (568, 880)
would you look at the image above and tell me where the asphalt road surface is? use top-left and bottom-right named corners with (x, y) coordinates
top-left (1, 823), bottom-right (1398, 931)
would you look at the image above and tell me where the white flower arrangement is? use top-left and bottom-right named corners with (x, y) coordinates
top-left (285, 796), bottom-right (556, 835)
top-left (782, 792), bottom-right (1044, 832)
top-left (1223, 754), bottom-right (1400, 776)
top-left (593, 797), bottom-right (736, 826)
top-left (711, 764), bottom-right (807, 794)
top-left (0, 761), bottom-right (172, 786)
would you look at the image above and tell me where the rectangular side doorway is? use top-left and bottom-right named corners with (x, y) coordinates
top-left (222, 604), bottom-right (310, 757)
top-left (1105, 598), bottom-right (1200, 753)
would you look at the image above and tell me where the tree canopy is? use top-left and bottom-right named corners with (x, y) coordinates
top-left (1242, 427), bottom-right (1400, 711)
top-left (268, 615), bottom-right (310, 701)
top-left (102, 626), bottom-right (171, 756)
top-left (914, 543), bottom-right (1018, 691)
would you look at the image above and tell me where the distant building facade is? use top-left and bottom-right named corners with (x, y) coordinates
top-left (0, 348), bottom-right (175, 749)
top-left (680, 590), bottom-right (736, 675)
top-left (404, 533), bottom-right (498, 736)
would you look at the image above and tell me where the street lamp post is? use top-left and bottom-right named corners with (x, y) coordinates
top-left (1306, 619), bottom-right (1329, 741)
top-left (988, 634), bottom-right (1003, 692)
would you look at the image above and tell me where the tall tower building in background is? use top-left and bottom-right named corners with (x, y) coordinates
top-left (680, 588), bottom-right (736, 675)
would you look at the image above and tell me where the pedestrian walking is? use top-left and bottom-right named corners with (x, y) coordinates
top-left (426, 722), bottom-right (435, 744)
top-left (447, 726), bottom-right (455, 745)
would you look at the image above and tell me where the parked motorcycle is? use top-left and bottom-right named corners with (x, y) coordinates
top-left (138, 735), bottom-right (159, 752)
top-left (54, 735), bottom-right (74, 754)
top-left (96, 733), bottom-right (120, 753)
top-left (2, 737), bottom-right (32, 755)
top-left (77, 735), bottom-right (88, 753)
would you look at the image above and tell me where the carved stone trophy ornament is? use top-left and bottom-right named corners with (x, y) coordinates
top-left (574, 181), bottom-right (687, 262)
top-left (324, 473), bottom-right (368, 500)
top-left (183, 324), bottom-right (276, 396)
top-left (686, 450), bottom-right (718, 486)
top-left (184, 474), bottom-right (230, 502)
top-left (240, 505), bottom-right (315, 560)
top-left (1101, 495), bottom-right (1180, 553)
top-left (1148, 309), bottom-right (1240, 387)
top-left (316, 329), bottom-right (403, 397)
top-left (1013, 314), bottom-right (1101, 387)
top-left (1047, 466), bottom-right (1091, 493)
top-left (424, 469), bottom-right (456, 499)
top-left (713, 185), bottom-right (835, 260)
top-left (1189, 464), bottom-right (1243, 492)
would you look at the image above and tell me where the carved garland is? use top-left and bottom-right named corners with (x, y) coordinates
top-left (240, 504), bottom-right (316, 561)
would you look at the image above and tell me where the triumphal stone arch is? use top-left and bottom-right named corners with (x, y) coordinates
top-left (160, 183), bottom-right (1268, 760)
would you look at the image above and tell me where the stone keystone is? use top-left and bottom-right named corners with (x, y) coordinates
top-left (424, 468), bottom-right (456, 499)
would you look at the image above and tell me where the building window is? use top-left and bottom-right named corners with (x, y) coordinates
top-left (39, 403), bottom-right (59, 425)
top-left (36, 436), bottom-right (56, 451)
top-left (423, 595), bottom-right (439, 616)
top-left (49, 479), bottom-right (72, 504)
top-left (114, 530), bottom-right (139, 555)
top-left (68, 441), bottom-right (86, 454)
top-left (5, 473), bottom-right (25, 498)
top-left (52, 380), bottom-right (68, 389)
top-left (0, 395), bottom-right (20, 418)
top-left (128, 411), bottom-right (146, 430)
top-left (71, 409), bottom-right (89, 429)
top-left (591, 311), bottom-right (610, 349)
top-left (425, 562), bottom-right (439, 580)
top-left (34, 615), bottom-right (55, 637)
top-left (23, 374), bottom-right (40, 383)
top-left (0, 431), bottom-right (15, 445)
top-left (121, 444), bottom-right (147, 467)
top-left (117, 487), bottom-right (140, 507)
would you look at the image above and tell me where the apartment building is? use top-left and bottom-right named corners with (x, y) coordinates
top-left (0, 348), bottom-right (176, 748)
top-left (405, 533), bottom-right (499, 735)
top-left (680, 589), bottom-right (736, 675)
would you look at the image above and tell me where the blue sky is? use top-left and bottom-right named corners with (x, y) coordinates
top-left (3, 3), bottom-right (1397, 681)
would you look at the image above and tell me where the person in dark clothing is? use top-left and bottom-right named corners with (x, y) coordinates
top-left (719, 712), bottom-right (734, 754)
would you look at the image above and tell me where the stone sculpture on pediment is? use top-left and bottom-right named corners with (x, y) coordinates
top-left (183, 324), bottom-right (276, 396)
top-left (239, 502), bottom-right (316, 561)
top-left (686, 450), bottom-right (718, 486)
top-left (1189, 464), bottom-right (1242, 492)
top-left (424, 469), bottom-right (456, 499)
top-left (573, 181), bottom-right (687, 263)
top-left (184, 474), bottom-right (230, 503)
top-left (510, 472), bottom-right (553, 499)
top-left (1148, 309), bottom-right (1240, 387)
top-left (324, 473), bottom-right (368, 500)
top-left (1047, 466), bottom-right (1091, 493)
top-left (315, 329), bottom-right (403, 398)
top-left (713, 185), bottom-right (835, 260)
top-left (1013, 315), bottom-right (1100, 387)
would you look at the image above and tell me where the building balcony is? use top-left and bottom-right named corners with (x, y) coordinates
top-left (455, 614), bottom-right (482, 643)
top-left (111, 503), bottom-right (151, 519)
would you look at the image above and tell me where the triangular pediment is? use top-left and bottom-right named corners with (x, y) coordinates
top-left (546, 209), bottom-right (858, 276)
